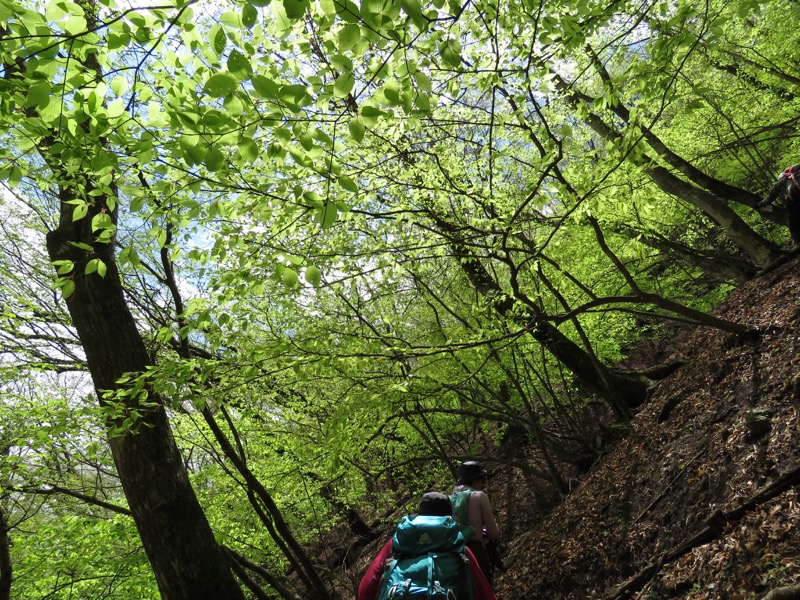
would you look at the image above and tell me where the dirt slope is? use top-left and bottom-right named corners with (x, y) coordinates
top-left (492, 260), bottom-right (800, 599)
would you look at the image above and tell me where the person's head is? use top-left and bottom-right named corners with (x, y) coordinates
top-left (781, 164), bottom-right (800, 188)
top-left (417, 492), bottom-right (452, 516)
top-left (456, 460), bottom-right (488, 487)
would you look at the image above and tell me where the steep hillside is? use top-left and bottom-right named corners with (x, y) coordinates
top-left (346, 258), bottom-right (800, 600)
top-left (491, 259), bottom-right (800, 599)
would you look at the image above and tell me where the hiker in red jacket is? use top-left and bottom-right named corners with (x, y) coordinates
top-left (358, 492), bottom-right (497, 600)
top-left (759, 163), bottom-right (800, 244)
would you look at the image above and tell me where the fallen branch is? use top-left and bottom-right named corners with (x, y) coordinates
top-left (606, 462), bottom-right (800, 600)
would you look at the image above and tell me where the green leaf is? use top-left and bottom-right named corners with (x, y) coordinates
top-left (85, 258), bottom-right (108, 276)
top-left (110, 76), bottom-right (128, 97)
top-left (288, 145), bottom-right (312, 167)
top-left (281, 267), bottom-right (299, 287)
top-left (180, 135), bottom-right (207, 165)
top-left (61, 279), bottom-right (75, 299)
top-left (439, 38), bottom-right (462, 68)
top-left (72, 203), bottom-right (89, 221)
top-left (107, 99), bottom-right (126, 119)
top-left (330, 54), bottom-right (354, 72)
top-left (119, 246), bottom-right (141, 267)
top-left (204, 146), bottom-right (225, 171)
top-left (336, 0), bottom-right (360, 22)
top-left (223, 95), bottom-right (245, 118)
top-left (383, 78), bottom-right (400, 104)
top-left (238, 137), bottom-right (260, 162)
top-left (359, 104), bottom-right (386, 126)
top-left (305, 265), bottom-right (322, 286)
top-left (63, 14), bottom-right (87, 34)
top-left (338, 24), bottom-right (361, 51)
top-left (107, 31), bottom-right (131, 50)
top-left (45, 2), bottom-right (68, 21)
top-left (414, 71), bottom-right (431, 93)
top-left (333, 71), bottom-right (355, 98)
top-left (204, 73), bottom-right (238, 98)
top-left (211, 26), bottom-right (226, 56)
top-left (227, 50), bottom-right (253, 81)
top-left (401, 0), bottom-right (425, 26)
top-left (129, 195), bottom-right (145, 212)
top-left (316, 204), bottom-right (338, 228)
top-left (299, 133), bottom-right (314, 150)
top-left (24, 81), bottom-right (51, 109)
top-left (53, 260), bottom-right (75, 275)
top-left (6, 165), bottom-right (22, 188)
top-left (348, 118), bottom-right (365, 143)
top-left (242, 3), bottom-right (258, 28)
top-left (280, 84), bottom-right (309, 107)
top-left (282, 0), bottom-right (309, 19)
top-left (252, 75), bottom-right (279, 99)
top-left (220, 11), bottom-right (242, 26)
top-left (338, 175), bottom-right (358, 193)
top-left (201, 109), bottom-right (231, 128)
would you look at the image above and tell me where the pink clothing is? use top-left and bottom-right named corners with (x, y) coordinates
top-left (453, 486), bottom-right (500, 543)
top-left (357, 538), bottom-right (497, 600)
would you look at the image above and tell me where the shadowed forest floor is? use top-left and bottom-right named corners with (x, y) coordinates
top-left (346, 258), bottom-right (800, 600)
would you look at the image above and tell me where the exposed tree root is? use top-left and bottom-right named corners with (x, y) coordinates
top-left (762, 584), bottom-right (800, 600)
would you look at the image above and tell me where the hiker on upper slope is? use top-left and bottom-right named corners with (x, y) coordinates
top-left (358, 492), bottom-right (496, 600)
top-left (451, 461), bottom-right (501, 586)
top-left (759, 163), bottom-right (800, 245)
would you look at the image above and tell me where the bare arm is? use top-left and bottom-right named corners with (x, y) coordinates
top-left (760, 176), bottom-right (789, 207)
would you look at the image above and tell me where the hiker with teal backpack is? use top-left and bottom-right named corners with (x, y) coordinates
top-left (358, 492), bottom-right (496, 600)
top-left (450, 462), bottom-right (501, 586)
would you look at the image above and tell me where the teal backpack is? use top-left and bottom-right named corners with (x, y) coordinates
top-left (449, 489), bottom-right (475, 541)
top-left (377, 515), bottom-right (473, 600)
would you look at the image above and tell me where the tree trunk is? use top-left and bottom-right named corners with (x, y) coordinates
top-left (0, 447), bottom-right (11, 600)
top-left (545, 66), bottom-right (782, 269)
top-left (530, 320), bottom-right (652, 410)
top-left (46, 208), bottom-right (244, 599)
top-left (645, 166), bottom-right (781, 268)
top-left (612, 224), bottom-right (757, 284)
top-left (0, 505), bottom-right (9, 600)
top-left (436, 216), bottom-right (652, 410)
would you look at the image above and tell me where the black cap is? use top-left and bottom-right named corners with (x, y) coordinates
top-left (457, 461), bottom-right (488, 484)
top-left (417, 492), bottom-right (452, 516)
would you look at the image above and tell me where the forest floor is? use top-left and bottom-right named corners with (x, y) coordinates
top-left (347, 257), bottom-right (800, 600)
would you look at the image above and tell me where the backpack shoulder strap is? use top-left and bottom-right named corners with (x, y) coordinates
top-left (459, 551), bottom-right (474, 600)
top-left (376, 558), bottom-right (399, 600)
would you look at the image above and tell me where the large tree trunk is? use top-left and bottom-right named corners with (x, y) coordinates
top-left (46, 198), bottom-right (244, 599)
top-left (0, 446), bottom-right (10, 600)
